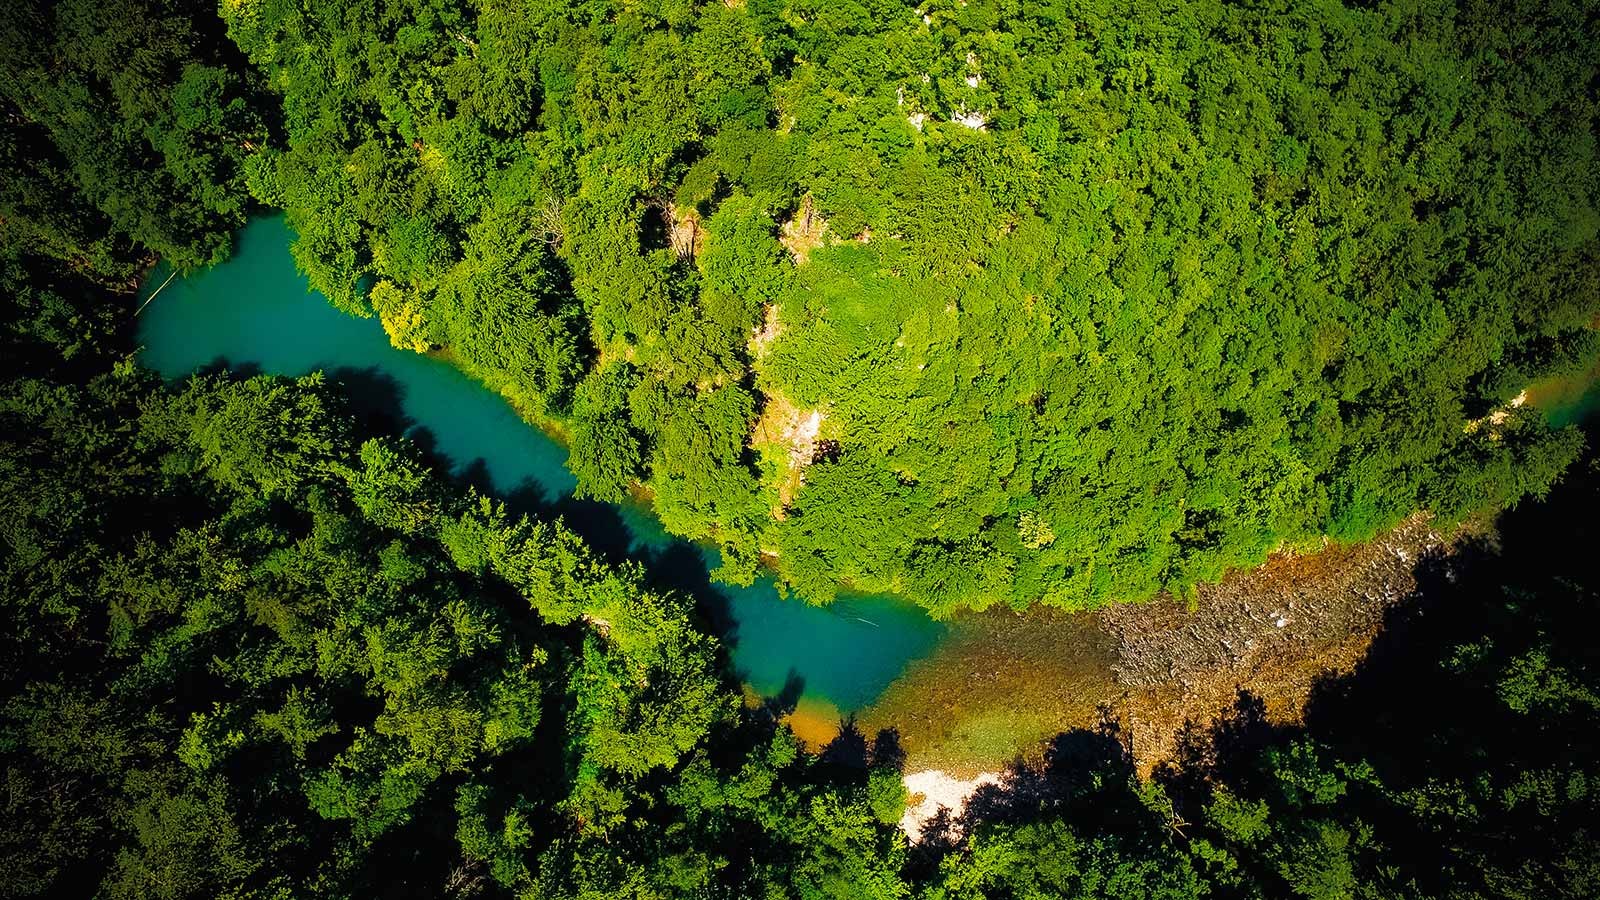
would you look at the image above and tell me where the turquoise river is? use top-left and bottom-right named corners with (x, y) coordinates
top-left (138, 215), bottom-right (945, 715)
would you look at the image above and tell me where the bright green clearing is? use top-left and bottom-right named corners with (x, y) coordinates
top-left (137, 215), bottom-right (944, 714)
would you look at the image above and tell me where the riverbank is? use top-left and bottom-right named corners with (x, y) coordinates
top-left (856, 514), bottom-right (1467, 777)
top-left (133, 218), bottom-right (946, 722)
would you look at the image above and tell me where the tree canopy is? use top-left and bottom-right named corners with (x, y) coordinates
top-left (197, 0), bottom-right (1600, 613)
top-left (4, 1), bottom-right (1600, 896)
top-left (4, 247), bottom-right (1599, 896)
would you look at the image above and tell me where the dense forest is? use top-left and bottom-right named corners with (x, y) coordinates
top-left (214, 0), bottom-right (1600, 613)
top-left (4, 0), bottom-right (1600, 897)
top-left (10, 0), bottom-right (1597, 615)
top-left (4, 232), bottom-right (1599, 898)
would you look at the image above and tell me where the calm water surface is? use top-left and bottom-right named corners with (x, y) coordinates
top-left (138, 215), bottom-right (944, 712)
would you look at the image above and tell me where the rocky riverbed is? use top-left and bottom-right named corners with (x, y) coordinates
top-left (859, 514), bottom-right (1467, 777)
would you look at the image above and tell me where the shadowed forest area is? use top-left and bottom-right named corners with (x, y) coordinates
top-left (3, 0), bottom-right (1600, 897)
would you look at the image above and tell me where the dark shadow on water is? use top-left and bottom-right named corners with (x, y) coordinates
top-left (188, 357), bottom-right (265, 380)
top-left (762, 670), bottom-right (806, 719)
top-left (820, 717), bottom-right (870, 770)
top-left (179, 362), bottom-right (949, 715)
top-left (550, 495), bottom-right (636, 561)
top-left (310, 365), bottom-right (754, 684)
top-left (871, 727), bottom-right (906, 773)
top-left (325, 365), bottom-right (411, 436)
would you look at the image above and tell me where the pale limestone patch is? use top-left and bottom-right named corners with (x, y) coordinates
top-left (749, 304), bottom-right (783, 360)
top-left (1464, 389), bottom-right (1528, 436)
top-left (780, 194), bottom-right (829, 264)
top-left (951, 106), bottom-right (988, 130)
top-left (900, 769), bottom-right (1004, 842)
top-left (751, 390), bottom-right (826, 511)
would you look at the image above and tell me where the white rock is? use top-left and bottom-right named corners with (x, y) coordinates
top-left (900, 770), bottom-right (1004, 842)
top-left (950, 107), bottom-right (988, 130)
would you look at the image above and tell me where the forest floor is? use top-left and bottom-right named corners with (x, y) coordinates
top-left (864, 513), bottom-right (1471, 786)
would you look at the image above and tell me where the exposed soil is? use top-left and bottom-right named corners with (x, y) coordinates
top-left (750, 389), bottom-right (825, 511)
top-left (780, 194), bottom-right (829, 264)
top-left (1464, 389), bottom-right (1528, 435)
top-left (665, 204), bottom-right (702, 260)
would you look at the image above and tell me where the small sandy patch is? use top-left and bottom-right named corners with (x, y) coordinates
top-left (751, 389), bottom-right (826, 510)
top-left (780, 194), bottom-right (829, 265)
top-left (782, 695), bottom-right (843, 751)
top-left (899, 769), bottom-right (1003, 842)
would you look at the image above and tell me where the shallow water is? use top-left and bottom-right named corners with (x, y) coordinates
top-left (137, 215), bottom-right (944, 713)
top-left (1527, 359), bottom-right (1600, 429)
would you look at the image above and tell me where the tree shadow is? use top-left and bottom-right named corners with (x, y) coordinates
top-left (1296, 515), bottom-right (1599, 790)
top-left (630, 541), bottom-right (741, 649)
top-left (900, 715), bottom-right (1153, 874)
top-left (871, 727), bottom-right (906, 773)
top-left (325, 365), bottom-right (411, 435)
top-left (819, 717), bottom-right (870, 770)
top-left (185, 357), bottom-right (264, 380)
top-left (815, 720), bottom-right (907, 775)
top-left (761, 670), bottom-right (806, 719)
top-left (1150, 687), bottom-right (1300, 814)
top-left (909, 807), bottom-right (963, 877)
top-left (961, 724), bottom-right (1137, 828)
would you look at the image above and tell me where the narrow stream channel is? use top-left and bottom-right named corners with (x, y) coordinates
top-left (137, 215), bottom-right (946, 714)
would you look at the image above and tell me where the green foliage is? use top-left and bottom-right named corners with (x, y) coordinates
top-left (347, 438), bottom-right (441, 534)
top-left (867, 765), bottom-right (909, 826)
top-left (10, 0), bottom-right (1597, 616)
top-left (738, 0), bottom-right (1600, 612)
top-left (5, 1), bottom-right (1600, 898)
top-left (429, 196), bottom-right (586, 415)
top-left (0, 0), bottom-right (263, 270)
top-left (2, 238), bottom-right (1599, 900)
top-left (929, 819), bottom-right (1204, 900)
top-left (0, 274), bottom-right (735, 894)
top-left (568, 362), bottom-right (646, 503)
top-left (19, 0), bottom-right (1538, 617)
